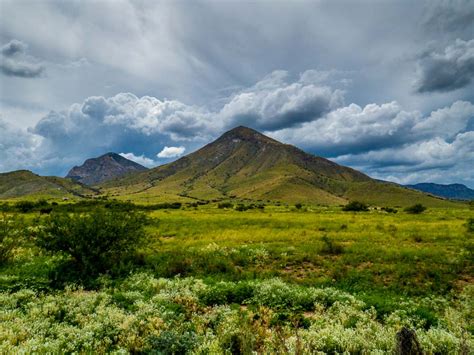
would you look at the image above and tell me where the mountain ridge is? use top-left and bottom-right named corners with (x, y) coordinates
top-left (66, 152), bottom-right (148, 186)
top-left (406, 183), bottom-right (474, 200)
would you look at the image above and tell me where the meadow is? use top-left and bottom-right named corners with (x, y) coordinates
top-left (1, 200), bottom-right (473, 353)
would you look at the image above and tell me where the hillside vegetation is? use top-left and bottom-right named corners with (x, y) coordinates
top-left (0, 170), bottom-right (98, 200)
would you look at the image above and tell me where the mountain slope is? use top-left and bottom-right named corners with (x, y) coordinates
top-left (101, 126), bottom-right (455, 207)
top-left (406, 183), bottom-right (474, 200)
top-left (66, 152), bottom-right (148, 186)
top-left (0, 170), bottom-right (98, 200)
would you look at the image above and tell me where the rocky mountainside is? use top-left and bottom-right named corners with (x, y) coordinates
top-left (101, 126), bottom-right (452, 206)
top-left (66, 152), bottom-right (148, 186)
top-left (406, 183), bottom-right (474, 200)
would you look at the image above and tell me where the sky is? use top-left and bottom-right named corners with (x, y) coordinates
top-left (0, 0), bottom-right (473, 187)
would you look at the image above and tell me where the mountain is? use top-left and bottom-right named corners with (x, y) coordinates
top-left (406, 183), bottom-right (474, 200)
top-left (101, 126), bottom-right (454, 206)
top-left (0, 170), bottom-right (98, 200)
top-left (66, 152), bottom-right (148, 186)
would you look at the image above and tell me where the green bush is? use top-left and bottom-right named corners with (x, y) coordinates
top-left (235, 204), bottom-right (248, 212)
top-left (0, 213), bottom-right (24, 265)
top-left (295, 203), bottom-right (303, 209)
top-left (35, 209), bottom-right (149, 279)
top-left (218, 202), bottom-right (234, 209)
top-left (404, 204), bottom-right (427, 214)
top-left (320, 235), bottom-right (344, 255)
top-left (15, 201), bottom-right (37, 213)
top-left (466, 218), bottom-right (474, 233)
top-left (342, 201), bottom-right (368, 212)
top-left (381, 207), bottom-right (398, 214)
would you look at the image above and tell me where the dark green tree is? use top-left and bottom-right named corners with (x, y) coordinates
top-left (342, 201), bottom-right (369, 212)
top-left (36, 209), bottom-right (149, 277)
top-left (404, 204), bottom-right (427, 214)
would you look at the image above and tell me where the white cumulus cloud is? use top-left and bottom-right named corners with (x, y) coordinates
top-left (157, 146), bottom-right (186, 158)
top-left (119, 152), bottom-right (155, 167)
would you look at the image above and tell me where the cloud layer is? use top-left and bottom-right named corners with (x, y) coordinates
top-left (1, 1), bottom-right (474, 187)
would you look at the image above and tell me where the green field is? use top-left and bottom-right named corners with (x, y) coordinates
top-left (1, 202), bottom-right (473, 353)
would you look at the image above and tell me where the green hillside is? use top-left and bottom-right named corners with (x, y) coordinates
top-left (102, 126), bottom-right (457, 207)
top-left (0, 170), bottom-right (98, 200)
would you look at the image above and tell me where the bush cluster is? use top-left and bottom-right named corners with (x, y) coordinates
top-left (235, 203), bottom-right (265, 212)
top-left (342, 201), bottom-right (369, 212)
top-left (0, 199), bottom-right (183, 214)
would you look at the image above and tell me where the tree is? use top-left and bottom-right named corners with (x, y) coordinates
top-left (342, 201), bottom-right (369, 212)
top-left (404, 204), bottom-right (427, 214)
top-left (35, 209), bottom-right (149, 277)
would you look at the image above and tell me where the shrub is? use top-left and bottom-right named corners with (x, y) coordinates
top-left (218, 202), bottom-right (234, 209)
top-left (382, 207), bottom-right (398, 214)
top-left (0, 213), bottom-right (24, 265)
top-left (404, 204), bottom-right (427, 214)
top-left (235, 204), bottom-right (249, 212)
top-left (15, 201), bottom-right (36, 213)
top-left (35, 209), bottom-right (149, 278)
top-left (342, 201), bottom-right (368, 212)
top-left (466, 218), bottom-right (474, 234)
top-left (295, 203), bottom-right (303, 210)
top-left (320, 235), bottom-right (344, 255)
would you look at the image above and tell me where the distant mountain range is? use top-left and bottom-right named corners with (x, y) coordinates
top-left (0, 126), bottom-right (465, 206)
top-left (406, 183), bottom-right (474, 200)
top-left (66, 152), bottom-right (148, 185)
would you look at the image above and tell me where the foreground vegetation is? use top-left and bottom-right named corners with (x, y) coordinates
top-left (0, 200), bottom-right (473, 353)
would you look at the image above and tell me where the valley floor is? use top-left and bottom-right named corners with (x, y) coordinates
top-left (1, 204), bottom-right (473, 353)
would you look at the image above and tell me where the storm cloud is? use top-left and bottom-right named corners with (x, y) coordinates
top-left (0, 40), bottom-right (44, 78)
top-left (415, 39), bottom-right (474, 93)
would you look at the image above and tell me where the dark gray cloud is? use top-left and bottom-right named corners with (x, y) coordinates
top-left (220, 71), bottom-right (344, 131)
top-left (1, 39), bottom-right (26, 56)
top-left (0, 39), bottom-right (44, 78)
top-left (423, 0), bottom-right (474, 35)
top-left (415, 39), bottom-right (474, 93)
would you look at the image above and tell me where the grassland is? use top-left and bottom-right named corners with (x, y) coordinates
top-left (1, 202), bottom-right (473, 353)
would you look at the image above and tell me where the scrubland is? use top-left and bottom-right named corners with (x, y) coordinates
top-left (0, 201), bottom-right (473, 353)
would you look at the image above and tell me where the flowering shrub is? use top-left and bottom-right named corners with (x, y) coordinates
top-left (1, 274), bottom-right (472, 353)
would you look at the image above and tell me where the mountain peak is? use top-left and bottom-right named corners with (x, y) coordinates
top-left (66, 152), bottom-right (148, 186)
top-left (219, 126), bottom-right (279, 144)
